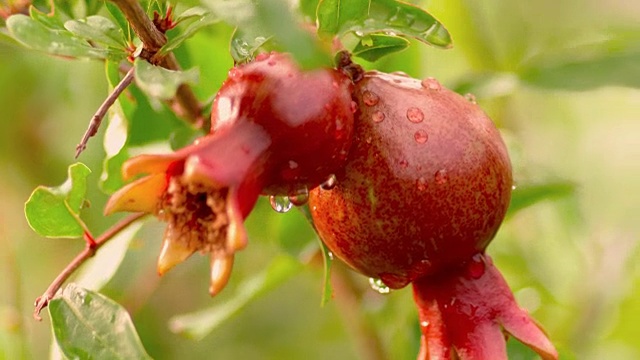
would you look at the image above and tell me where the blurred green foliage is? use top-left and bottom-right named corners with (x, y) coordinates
top-left (1, 0), bottom-right (639, 359)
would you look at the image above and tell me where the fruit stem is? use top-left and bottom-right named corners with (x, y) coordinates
top-left (33, 213), bottom-right (147, 320)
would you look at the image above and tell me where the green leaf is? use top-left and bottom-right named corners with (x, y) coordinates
top-left (6, 14), bottom-right (109, 59)
top-left (64, 15), bottom-right (126, 49)
top-left (297, 205), bottom-right (333, 306)
top-left (169, 255), bottom-right (301, 340)
top-left (352, 33), bottom-right (410, 62)
top-left (317, 0), bottom-right (452, 49)
top-left (520, 49), bottom-right (640, 90)
top-left (24, 163), bottom-right (91, 238)
top-left (105, 2), bottom-right (133, 43)
top-left (74, 222), bottom-right (144, 290)
top-left (160, 9), bottom-right (219, 55)
top-left (507, 182), bottom-right (576, 218)
top-left (49, 284), bottom-right (152, 360)
top-left (208, 0), bottom-right (330, 67)
top-left (134, 58), bottom-right (199, 100)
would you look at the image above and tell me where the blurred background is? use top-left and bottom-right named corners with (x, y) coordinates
top-left (1, 0), bottom-right (639, 359)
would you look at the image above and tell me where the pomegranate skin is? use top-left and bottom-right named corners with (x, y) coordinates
top-left (309, 71), bottom-right (512, 288)
top-left (210, 52), bottom-right (355, 196)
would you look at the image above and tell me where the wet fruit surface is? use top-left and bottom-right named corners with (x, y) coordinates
top-left (310, 71), bottom-right (513, 288)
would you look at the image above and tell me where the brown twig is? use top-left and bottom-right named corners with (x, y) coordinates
top-left (108, 0), bottom-right (204, 125)
top-left (75, 67), bottom-right (135, 158)
top-left (33, 213), bottom-right (147, 320)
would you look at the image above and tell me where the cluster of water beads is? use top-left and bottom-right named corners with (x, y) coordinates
top-left (368, 277), bottom-right (391, 294)
top-left (269, 175), bottom-right (337, 213)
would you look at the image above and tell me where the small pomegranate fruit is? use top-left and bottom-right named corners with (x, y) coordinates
top-left (309, 72), bottom-right (557, 359)
top-left (105, 52), bottom-right (354, 295)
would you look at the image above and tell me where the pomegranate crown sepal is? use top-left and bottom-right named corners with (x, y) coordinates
top-left (105, 52), bottom-right (356, 296)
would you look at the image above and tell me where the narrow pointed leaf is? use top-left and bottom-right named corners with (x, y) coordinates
top-left (507, 182), bottom-right (576, 218)
top-left (352, 33), bottom-right (410, 62)
top-left (49, 284), bottom-right (152, 360)
top-left (24, 163), bottom-right (91, 238)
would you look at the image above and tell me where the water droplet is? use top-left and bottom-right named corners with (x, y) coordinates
top-left (350, 101), bottom-right (358, 113)
top-left (421, 77), bottom-right (441, 91)
top-left (362, 91), bottom-right (380, 106)
top-left (288, 160), bottom-right (299, 169)
top-left (255, 52), bottom-right (269, 61)
top-left (416, 177), bottom-right (427, 191)
top-left (354, 30), bottom-right (364, 37)
top-left (414, 129), bottom-right (428, 144)
top-left (228, 67), bottom-right (243, 80)
top-left (289, 188), bottom-right (309, 206)
top-left (369, 278), bottom-right (391, 294)
top-left (467, 254), bottom-right (485, 279)
top-left (434, 169), bottom-right (448, 184)
top-left (269, 195), bottom-right (292, 213)
top-left (420, 321), bottom-right (430, 327)
top-left (320, 174), bottom-right (337, 190)
top-left (372, 111), bottom-right (385, 123)
top-left (464, 93), bottom-right (477, 104)
top-left (406, 107), bottom-right (424, 123)
top-left (399, 159), bottom-right (409, 168)
top-left (365, 136), bottom-right (372, 144)
top-left (327, 251), bottom-right (334, 260)
top-left (511, 182), bottom-right (518, 190)
top-left (391, 71), bottom-right (410, 77)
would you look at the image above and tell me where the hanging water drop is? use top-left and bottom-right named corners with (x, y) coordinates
top-left (289, 188), bottom-right (309, 206)
top-left (269, 195), bottom-right (292, 213)
top-left (320, 174), bottom-right (337, 190)
top-left (416, 177), bottom-right (427, 191)
top-left (369, 278), bottom-right (391, 294)
top-left (228, 67), bottom-right (243, 80)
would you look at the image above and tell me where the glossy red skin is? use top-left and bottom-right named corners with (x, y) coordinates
top-left (309, 71), bottom-right (513, 288)
top-left (413, 254), bottom-right (558, 360)
top-left (209, 52), bottom-right (355, 196)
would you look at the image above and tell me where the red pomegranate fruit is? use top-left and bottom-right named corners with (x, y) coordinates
top-left (105, 52), bottom-right (355, 295)
top-left (309, 71), bottom-right (557, 359)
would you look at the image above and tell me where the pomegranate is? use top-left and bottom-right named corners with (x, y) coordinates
top-left (309, 71), bottom-right (557, 359)
top-left (105, 52), bottom-right (355, 295)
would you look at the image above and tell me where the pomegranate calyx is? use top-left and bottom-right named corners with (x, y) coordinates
top-left (412, 253), bottom-right (558, 360)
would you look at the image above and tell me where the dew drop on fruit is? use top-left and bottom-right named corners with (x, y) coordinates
top-left (464, 93), bottom-right (477, 104)
top-left (255, 53), bottom-right (269, 61)
top-left (228, 67), bottom-right (243, 80)
top-left (467, 254), bottom-right (486, 279)
top-left (320, 174), bottom-right (338, 190)
top-left (362, 91), bottom-right (380, 106)
top-left (416, 177), bottom-right (427, 191)
top-left (289, 187), bottom-right (309, 206)
top-left (269, 195), bottom-right (292, 213)
top-left (406, 107), bottom-right (424, 123)
top-left (434, 169), bottom-right (448, 184)
top-left (420, 321), bottom-right (430, 328)
top-left (372, 110), bottom-right (385, 123)
top-left (399, 159), bottom-right (409, 168)
top-left (327, 251), bottom-right (334, 260)
top-left (421, 77), bottom-right (442, 91)
top-left (512, 182), bottom-right (518, 190)
top-left (350, 101), bottom-right (358, 113)
top-left (414, 129), bottom-right (428, 144)
top-left (368, 278), bottom-right (391, 294)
